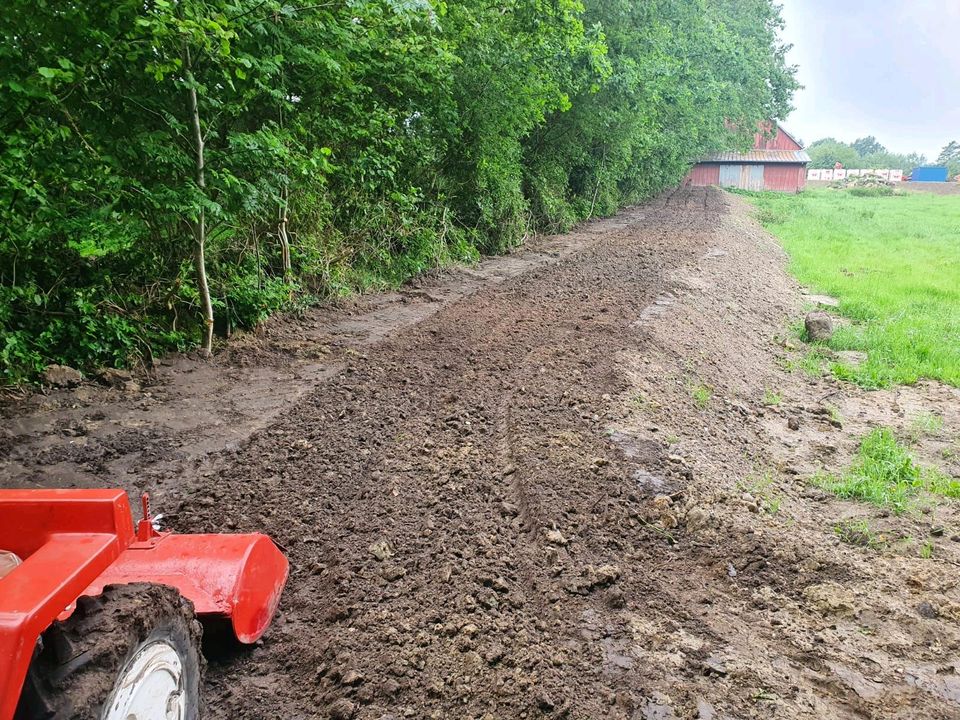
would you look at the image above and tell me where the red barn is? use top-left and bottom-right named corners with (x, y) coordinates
top-left (686, 124), bottom-right (809, 192)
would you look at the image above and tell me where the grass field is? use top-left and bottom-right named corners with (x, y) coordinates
top-left (749, 188), bottom-right (960, 388)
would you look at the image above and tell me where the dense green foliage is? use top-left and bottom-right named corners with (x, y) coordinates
top-left (807, 136), bottom-right (926, 172)
top-left (850, 135), bottom-right (884, 158)
top-left (1, 0), bottom-right (796, 382)
top-left (937, 141), bottom-right (960, 179)
top-left (749, 189), bottom-right (960, 388)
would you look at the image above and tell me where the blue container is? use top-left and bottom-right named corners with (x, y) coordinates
top-left (911, 166), bottom-right (948, 182)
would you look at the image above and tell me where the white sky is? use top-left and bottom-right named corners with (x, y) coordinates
top-left (777, 0), bottom-right (960, 160)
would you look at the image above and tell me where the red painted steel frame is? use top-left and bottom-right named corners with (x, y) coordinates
top-left (0, 489), bottom-right (288, 720)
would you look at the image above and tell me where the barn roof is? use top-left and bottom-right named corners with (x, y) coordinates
top-left (699, 149), bottom-right (811, 164)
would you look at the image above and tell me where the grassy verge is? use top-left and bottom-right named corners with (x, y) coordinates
top-left (815, 427), bottom-right (960, 513)
top-left (747, 188), bottom-right (960, 388)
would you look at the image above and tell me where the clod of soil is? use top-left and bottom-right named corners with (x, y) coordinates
top-left (42, 364), bottom-right (83, 388)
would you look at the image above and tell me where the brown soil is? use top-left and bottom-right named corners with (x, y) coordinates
top-left (4, 187), bottom-right (960, 719)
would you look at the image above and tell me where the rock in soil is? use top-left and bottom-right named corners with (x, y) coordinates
top-left (803, 582), bottom-right (858, 617)
top-left (42, 364), bottom-right (83, 387)
top-left (544, 529), bottom-right (569, 546)
top-left (804, 311), bottom-right (834, 341)
top-left (327, 699), bottom-right (356, 720)
top-left (916, 601), bottom-right (939, 619)
top-left (368, 539), bottom-right (395, 561)
top-left (96, 367), bottom-right (133, 387)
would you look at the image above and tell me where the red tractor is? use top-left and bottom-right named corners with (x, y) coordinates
top-left (0, 489), bottom-right (289, 719)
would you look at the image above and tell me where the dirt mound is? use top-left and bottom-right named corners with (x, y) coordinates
top-left (174, 187), bottom-right (960, 719)
top-left (5, 187), bottom-right (960, 719)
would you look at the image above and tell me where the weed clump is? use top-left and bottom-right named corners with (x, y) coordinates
top-left (907, 412), bottom-right (944, 443)
top-left (689, 383), bottom-right (712, 409)
top-left (833, 519), bottom-right (885, 550)
top-left (814, 427), bottom-right (960, 513)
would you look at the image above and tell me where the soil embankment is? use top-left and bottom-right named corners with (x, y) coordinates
top-left (4, 187), bottom-right (959, 719)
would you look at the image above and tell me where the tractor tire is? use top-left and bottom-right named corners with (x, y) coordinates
top-left (15, 583), bottom-right (204, 720)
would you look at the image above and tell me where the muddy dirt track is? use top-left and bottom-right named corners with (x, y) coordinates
top-left (6, 187), bottom-right (960, 719)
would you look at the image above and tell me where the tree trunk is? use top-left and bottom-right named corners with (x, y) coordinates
top-left (278, 185), bottom-right (292, 278)
top-left (185, 47), bottom-right (214, 358)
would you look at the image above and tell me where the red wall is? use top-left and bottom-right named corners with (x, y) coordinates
top-left (763, 164), bottom-right (805, 192)
top-left (753, 124), bottom-right (802, 151)
top-left (688, 163), bottom-right (805, 192)
top-left (686, 164), bottom-right (720, 186)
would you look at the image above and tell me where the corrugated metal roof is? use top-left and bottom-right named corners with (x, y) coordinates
top-left (699, 149), bottom-right (810, 164)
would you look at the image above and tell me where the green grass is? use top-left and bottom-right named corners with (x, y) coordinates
top-left (925, 466), bottom-right (960, 499)
top-left (825, 403), bottom-right (843, 427)
top-left (907, 411), bottom-right (944, 443)
top-left (777, 343), bottom-right (834, 378)
top-left (814, 427), bottom-right (960, 513)
top-left (630, 391), bottom-right (660, 412)
top-left (740, 467), bottom-right (783, 516)
top-left (762, 388), bottom-right (782, 406)
top-left (689, 382), bottom-right (712, 409)
top-left (833, 519), bottom-right (885, 550)
top-left (848, 185), bottom-right (894, 198)
top-left (748, 189), bottom-right (960, 388)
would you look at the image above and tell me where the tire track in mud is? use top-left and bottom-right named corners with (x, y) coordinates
top-left (495, 399), bottom-right (548, 569)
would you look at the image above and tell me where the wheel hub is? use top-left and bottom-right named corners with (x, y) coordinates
top-left (101, 640), bottom-right (186, 720)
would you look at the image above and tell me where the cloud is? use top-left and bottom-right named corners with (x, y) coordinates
top-left (778, 0), bottom-right (960, 159)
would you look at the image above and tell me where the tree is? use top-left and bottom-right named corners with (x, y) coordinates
top-left (0, 0), bottom-right (799, 382)
top-left (852, 136), bottom-right (886, 157)
top-left (523, 0), bottom-right (798, 228)
top-left (807, 140), bottom-right (860, 169)
top-left (937, 141), bottom-right (960, 178)
top-left (806, 137), bottom-right (925, 172)
top-left (860, 151), bottom-right (926, 174)
top-left (808, 137), bottom-right (839, 149)
top-left (936, 141), bottom-right (959, 164)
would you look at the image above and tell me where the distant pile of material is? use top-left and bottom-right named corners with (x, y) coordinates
top-left (830, 175), bottom-right (896, 196)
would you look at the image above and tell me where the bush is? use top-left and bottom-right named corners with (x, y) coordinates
top-left (831, 174), bottom-right (896, 197)
top-left (0, 0), bottom-right (797, 382)
top-left (849, 186), bottom-right (895, 197)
